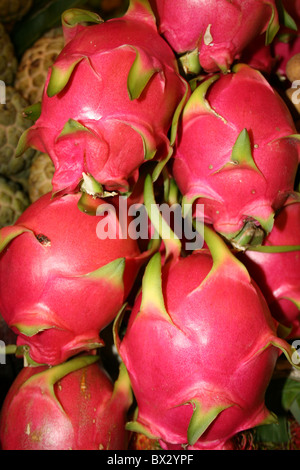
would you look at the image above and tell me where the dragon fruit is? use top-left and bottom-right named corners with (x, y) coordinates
top-left (238, 196), bottom-right (300, 338)
top-left (0, 355), bottom-right (132, 450)
top-left (0, 191), bottom-right (145, 366)
top-left (172, 63), bottom-right (300, 248)
top-left (16, 0), bottom-right (189, 197)
top-left (148, 0), bottom-right (280, 74)
top-left (113, 175), bottom-right (300, 450)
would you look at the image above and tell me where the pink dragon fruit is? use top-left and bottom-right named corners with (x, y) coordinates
top-left (0, 191), bottom-right (145, 366)
top-left (148, 0), bottom-right (280, 74)
top-left (0, 355), bottom-right (132, 450)
top-left (172, 63), bottom-right (300, 248)
top-left (114, 175), bottom-right (300, 450)
top-left (238, 196), bottom-right (300, 338)
top-left (16, 0), bottom-right (189, 197)
top-left (115, 212), bottom-right (299, 449)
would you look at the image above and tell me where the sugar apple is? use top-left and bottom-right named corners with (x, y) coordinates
top-left (15, 28), bottom-right (64, 105)
top-left (0, 0), bottom-right (33, 23)
top-left (0, 23), bottom-right (17, 85)
top-left (0, 175), bottom-right (29, 228)
top-left (28, 152), bottom-right (54, 203)
top-left (0, 86), bottom-right (36, 189)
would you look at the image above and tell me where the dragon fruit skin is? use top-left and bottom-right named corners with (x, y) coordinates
top-left (115, 225), bottom-right (298, 450)
top-left (172, 64), bottom-right (300, 247)
top-left (0, 192), bottom-right (143, 366)
top-left (148, 0), bottom-right (279, 73)
top-left (240, 35), bottom-right (275, 75)
top-left (17, 0), bottom-right (189, 196)
top-left (0, 356), bottom-right (132, 450)
top-left (238, 198), bottom-right (300, 338)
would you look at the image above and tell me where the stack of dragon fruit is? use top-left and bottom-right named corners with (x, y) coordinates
top-left (0, 0), bottom-right (300, 451)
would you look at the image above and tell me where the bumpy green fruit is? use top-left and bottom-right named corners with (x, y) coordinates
top-left (0, 86), bottom-right (36, 189)
top-left (15, 28), bottom-right (64, 105)
top-left (0, 175), bottom-right (29, 227)
top-left (0, 23), bottom-right (18, 85)
top-left (0, 0), bottom-right (33, 23)
top-left (28, 152), bottom-right (54, 203)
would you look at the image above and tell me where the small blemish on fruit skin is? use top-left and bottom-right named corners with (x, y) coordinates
top-left (204, 24), bottom-right (213, 45)
top-left (80, 369), bottom-right (87, 394)
top-left (36, 234), bottom-right (51, 246)
top-left (25, 423), bottom-right (31, 435)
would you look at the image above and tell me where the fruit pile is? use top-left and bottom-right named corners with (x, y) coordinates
top-left (0, 0), bottom-right (300, 451)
